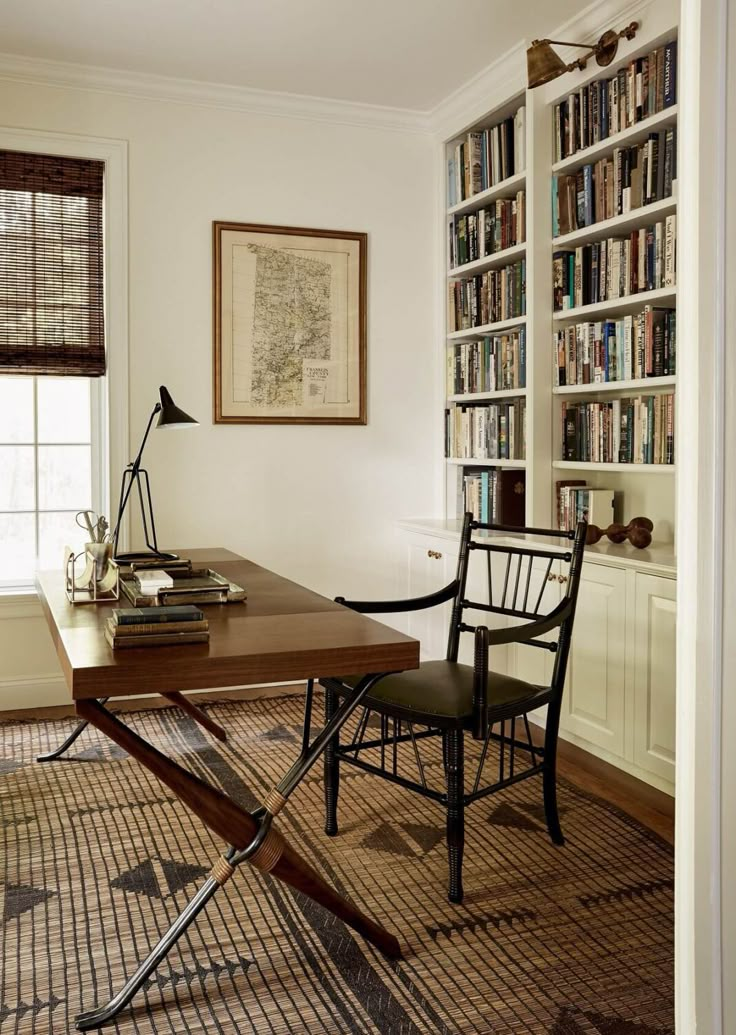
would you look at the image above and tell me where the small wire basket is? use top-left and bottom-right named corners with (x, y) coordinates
top-left (65, 544), bottom-right (120, 604)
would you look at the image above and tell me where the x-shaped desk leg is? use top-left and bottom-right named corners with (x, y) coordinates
top-left (37, 692), bottom-right (226, 763)
top-left (73, 675), bottom-right (397, 1031)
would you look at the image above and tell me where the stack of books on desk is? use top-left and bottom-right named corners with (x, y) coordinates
top-left (105, 605), bottom-right (209, 649)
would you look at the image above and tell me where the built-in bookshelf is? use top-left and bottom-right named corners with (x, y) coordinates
top-left (441, 8), bottom-right (679, 552)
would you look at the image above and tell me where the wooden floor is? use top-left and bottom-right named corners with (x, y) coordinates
top-left (542, 725), bottom-right (675, 845)
top-left (1, 685), bottom-right (675, 844)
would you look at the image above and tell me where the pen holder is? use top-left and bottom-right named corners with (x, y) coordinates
top-left (65, 544), bottom-right (120, 604)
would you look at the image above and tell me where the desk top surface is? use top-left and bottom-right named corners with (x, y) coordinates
top-left (36, 548), bottom-right (419, 700)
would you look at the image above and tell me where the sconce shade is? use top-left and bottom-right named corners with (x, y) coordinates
top-left (157, 385), bottom-right (199, 428)
top-left (527, 39), bottom-right (568, 88)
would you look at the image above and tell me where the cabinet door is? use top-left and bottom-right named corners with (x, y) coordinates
top-left (561, 564), bottom-right (627, 756)
top-left (632, 573), bottom-right (676, 783)
top-left (406, 539), bottom-right (458, 661)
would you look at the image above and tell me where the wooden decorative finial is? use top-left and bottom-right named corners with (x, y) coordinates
top-left (585, 516), bottom-right (653, 549)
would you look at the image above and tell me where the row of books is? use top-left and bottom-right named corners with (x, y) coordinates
top-left (459, 468), bottom-right (526, 526)
top-left (447, 329), bottom-right (526, 396)
top-left (552, 129), bottom-right (676, 237)
top-left (448, 192), bottom-right (526, 269)
top-left (553, 217), bottom-right (676, 311)
top-left (553, 40), bottom-right (678, 163)
top-left (105, 605), bottom-right (209, 650)
top-left (447, 107), bottom-right (526, 207)
top-left (448, 260), bottom-right (526, 331)
top-left (561, 394), bottom-right (675, 465)
top-left (554, 307), bottom-right (676, 385)
top-left (445, 400), bottom-right (526, 460)
top-left (556, 480), bottom-right (615, 531)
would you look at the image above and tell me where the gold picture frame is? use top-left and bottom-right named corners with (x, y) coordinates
top-left (213, 221), bottom-right (367, 424)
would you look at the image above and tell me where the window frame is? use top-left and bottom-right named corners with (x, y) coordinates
top-left (0, 127), bottom-right (129, 597)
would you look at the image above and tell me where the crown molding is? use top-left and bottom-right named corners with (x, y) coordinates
top-left (0, 51), bottom-right (432, 135)
top-left (429, 42), bottom-right (527, 141)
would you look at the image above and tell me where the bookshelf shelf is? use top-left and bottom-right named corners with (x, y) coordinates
top-left (552, 460), bottom-right (675, 474)
top-left (553, 376), bottom-right (676, 396)
top-left (446, 457), bottom-right (527, 468)
top-left (449, 242), bottom-right (526, 279)
top-left (553, 193), bottom-right (677, 249)
top-left (447, 171), bottom-right (526, 217)
top-left (447, 388), bottom-right (527, 403)
top-left (447, 315), bottom-right (527, 341)
top-left (553, 287), bottom-right (676, 321)
top-left (552, 104), bottom-right (679, 175)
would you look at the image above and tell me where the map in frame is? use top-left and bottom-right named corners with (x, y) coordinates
top-left (214, 222), bottom-right (366, 424)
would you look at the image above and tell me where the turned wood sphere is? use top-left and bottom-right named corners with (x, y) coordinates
top-left (585, 524), bottom-right (603, 545)
top-left (629, 516), bottom-right (654, 532)
top-left (628, 525), bottom-right (653, 549)
top-left (606, 523), bottom-right (628, 543)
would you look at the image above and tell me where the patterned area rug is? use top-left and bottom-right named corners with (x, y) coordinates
top-left (0, 695), bottom-right (673, 1034)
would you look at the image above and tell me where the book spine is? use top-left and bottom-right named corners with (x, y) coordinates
top-left (664, 40), bottom-right (677, 107)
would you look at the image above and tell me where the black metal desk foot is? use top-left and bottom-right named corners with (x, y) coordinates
top-left (37, 698), bottom-right (110, 762)
top-left (75, 873), bottom-right (223, 1030)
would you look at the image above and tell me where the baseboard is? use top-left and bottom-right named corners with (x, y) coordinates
top-left (0, 675), bottom-right (70, 712)
top-left (528, 718), bottom-right (674, 839)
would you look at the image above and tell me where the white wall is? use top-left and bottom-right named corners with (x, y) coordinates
top-left (0, 79), bottom-right (437, 709)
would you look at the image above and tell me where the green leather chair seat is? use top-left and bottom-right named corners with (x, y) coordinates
top-left (327, 661), bottom-right (549, 726)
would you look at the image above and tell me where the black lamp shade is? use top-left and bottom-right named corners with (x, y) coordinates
top-left (156, 385), bottom-right (199, 428)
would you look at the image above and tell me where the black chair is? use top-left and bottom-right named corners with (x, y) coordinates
top-left (320, 513), bottom-right (587, 903)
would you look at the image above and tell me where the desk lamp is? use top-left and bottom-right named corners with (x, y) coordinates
top-left (112, 385), bottom-right (198, 562)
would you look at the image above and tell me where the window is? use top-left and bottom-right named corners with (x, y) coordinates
top-left (0, 375), bottom-right (102, 588)
top-left (0, 148), bottom-right (107, 589)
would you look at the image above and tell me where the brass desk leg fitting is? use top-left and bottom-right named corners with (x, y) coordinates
top-left (249, 827), bottom-right (285, 873)
top-left (210, 855), bottom-right (236, 885)
top-left (263, 788), bottom-right (288, 816)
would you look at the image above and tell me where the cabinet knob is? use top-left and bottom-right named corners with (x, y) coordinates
top-left (427, 549), bottom-right (443, 560)
top-left (558, 574), bottom-right (568, 584)
top-left (547, 572), bottom-right (557, 582)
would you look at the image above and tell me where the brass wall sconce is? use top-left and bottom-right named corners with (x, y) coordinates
top-left (527, 21), bottom-right (639, 89)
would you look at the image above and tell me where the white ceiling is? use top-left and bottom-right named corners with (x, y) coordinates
top-left (0, 0), bottom-right (583, 111)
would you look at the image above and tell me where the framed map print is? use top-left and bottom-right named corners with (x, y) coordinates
top-left (213, 221), bottom-right (366, 424)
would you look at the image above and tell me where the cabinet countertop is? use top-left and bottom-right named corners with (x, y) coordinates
top-left (396, 518), bottom-right (677, 578)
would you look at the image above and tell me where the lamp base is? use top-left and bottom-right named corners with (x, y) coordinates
top-left (113, 550), bottom-right (179, 565)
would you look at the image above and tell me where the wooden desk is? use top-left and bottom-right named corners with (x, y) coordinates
top-left (36, 549), bottom-right (419, 1031)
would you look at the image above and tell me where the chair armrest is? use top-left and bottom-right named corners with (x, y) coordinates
top-left (336, 580), bottom-right (459, 615)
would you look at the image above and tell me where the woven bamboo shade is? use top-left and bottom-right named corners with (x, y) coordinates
top-left (0, 150), bottom-right (105, 376)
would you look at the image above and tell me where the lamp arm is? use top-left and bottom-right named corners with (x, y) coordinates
top-left (130, 403), bottom-right (161, 473)
top-left (111, 403), bottom-right (161, 547)
top-left (540, 38), bottom-right (599, 49)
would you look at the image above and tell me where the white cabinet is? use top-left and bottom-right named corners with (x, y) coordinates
top-left (405, 537), bottom-right (458, 660)
top-left (632, 573), bottom-right (677, 784)
top-left (561, 564), bottom-right (627, 757)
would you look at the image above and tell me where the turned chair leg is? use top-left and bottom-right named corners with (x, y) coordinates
top-left (324, 687), bottom-right (341, 837)
top-left (542, 703), bottom-right (565, 846)
top-left (443, 728), bottom-right (465, 904)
